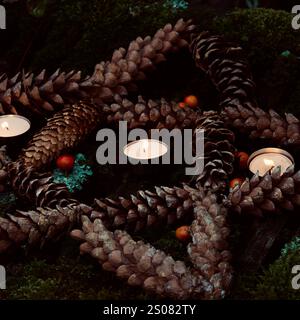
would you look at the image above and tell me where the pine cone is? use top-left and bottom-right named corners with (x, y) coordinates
top-left (222, 106), bottom-right (300, 147)
top-left (88, 19), bottom-right (194, 101)
top-left (228, 165), bottom-right (300, 216)
top-left (0, 168), bottom-right (8, 193)
top-left (188, 188), bottom-right (232, 298)
top-left (0, 203), bottom-right (89, 253)
top-left (19, 102), bottom-right (102, 170)
top-left (103, 95), bottom-right (201, 129)
top-left (190, 31), bottom-right (256, 107)
top-left (93, 184), bottom-right (196, 232)
top-left (190, 31), bottom-right (300, 147)
top-left (0, 145), bottom-right (11, 193)
top-left (7, 160), bottom-right (77, 208)
top-left (71, 187), bottom-right (232, 299)
top-left (194, 111), bottom-right (236, 191)
top-left (0, 19), bottom-right (194, 116)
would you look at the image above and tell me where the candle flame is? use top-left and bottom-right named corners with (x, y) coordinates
top-left (263, 159), bottom-right (275, 167)
top-left (1, 121), bottom-right (9, 130)
top-left (142, 140), bottom-right (149, 153)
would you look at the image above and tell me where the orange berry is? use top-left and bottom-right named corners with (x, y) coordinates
top-left (184, 95), bottom-right (198, 108)
top-left (176, 225), bottom-right (191, 242)
top-left (229, 177), bottom-right (244, 190)
top-left (236, 151), bottom-right (250, 170)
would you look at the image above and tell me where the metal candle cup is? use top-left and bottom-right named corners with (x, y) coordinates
top-left (0, 115), bottom-right (31, 138)
top-left (248, 148), bottom-right (294, 177)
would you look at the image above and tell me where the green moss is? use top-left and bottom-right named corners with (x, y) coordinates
top-left (2, 0), bottom-right (189, 73)
top-left (256, 55), bottom-right (300, 112)
top-left (10, 277), bottom-right (61, 300)
top-left (210, 8), bottom-right (300, 115)
top-left (253, 251), bottom-right (300, 300)
top-left (144, 228), bottom-right (188, 261)
top-left (0, 226), bottom-right (188, 300)
top-left (0, 192), bottom-right (17, 216)
top-left (27, 0), bottom-right (186, 73)
top-left (212, 8), bottom-right (300, 74)
top-left (2, 220), bottom-right (300, 300)
top-left (27, 0), bottom-right (49, 18)
top-left (231, 250), bottom-right (300, 300)
top-left (2, 253), bottom-right (149, 300)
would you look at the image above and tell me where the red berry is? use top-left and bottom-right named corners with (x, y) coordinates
top-left (56, 154), bottom-right (75, 172)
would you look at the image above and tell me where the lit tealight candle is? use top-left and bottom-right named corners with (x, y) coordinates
top-left (248, 148), bottom-right (294, 177)
top-left (0, 115), bottom-right (31, 138)
top-left (123, 139), bottom-right (168, 160)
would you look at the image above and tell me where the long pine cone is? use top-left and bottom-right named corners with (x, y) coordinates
top-left (0, 203), bottom-right (90, 253)
top-left (0, 19), bottom-right (194, 116)
top-left (71, 187), bottom-right (232, 299)
top-left (103, 95), bottom-right (201, 130)
top-left (190, 31), bottom-right (257, 109)
top-left (190, 31), bottom-right (300, 146)
top-left (222, 105), bottom-right (300, 147)
top-left (93, 184), bottom-right (196, 232)
top-left (19, 102), bottom-right (102, 170)
top-left (194, 111), bottom-right (236, 191)
top-left (7, 160), bottom-right (77, 208)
